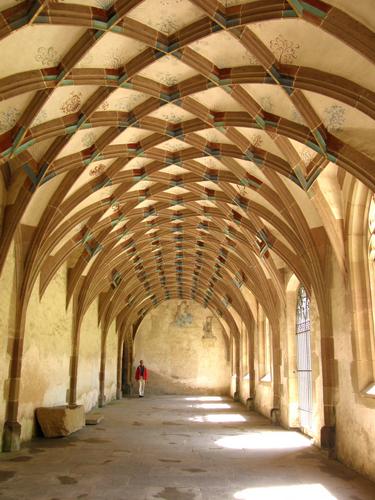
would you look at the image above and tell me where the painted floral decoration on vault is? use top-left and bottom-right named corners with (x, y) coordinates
top-left (98, 100), bottom-right (110, 111)
top-left (157, 71), bottom-right (179, 86)
top-left (114, 95), bottom-right (147, 112)
top-left (146, 0), bottom-right (187, 35)
top-left (159, 110), bottom-right (182, 123)
top-left (0, 107), bottom-right (20, 133)
top-left (269, 35), bottom-right (300, 64)
top-left (110, 198), bottom-right (121, 212)
top-left (61, 92), bottom-right (83, 115)
top-left (247, 54), bottom-right (259, 65)
top-left (162, 140), bottom-right (184, 152)
top-left (250, 134), bottom-right (263, 149)
top-left (106, 49), bottom-right (126, 69)
top-left (81, 132), bottom-right (96, 148)
top-left (324, 105), bottom-right (346, 133)
top-left (89, 163), bottom-right (106, 177)
top-left (260, 96), bottom-right (273, 113)
top-left (154, 56), bottom-right (180, 86)
top-left (35, 46), bottom-right (60, 67)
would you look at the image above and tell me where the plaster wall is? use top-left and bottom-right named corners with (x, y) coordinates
top-left (238, 326), bottom-right (251, 403)
top-left (238, 374), bottom-right (251, 404)
top-left (332, 257), bottom-right (375, 481)
top-left (229, 336), bottom-right (237, 398)
top-left (254, 381), bottom-right (273, 418)
top-left (76, 300), bottom-right (101, 412)
top-left (0, 246), bottom-right (117, 443)
top-left (133, 300), bottom-right (230, 395)
top-left (18, 267), bottom-right (72, 442)
top-left (235, 315), bottom-right (251, 404)
top-left (0, 241), bottom-right (16, 444)
top-left (105, 323), bottom-right (117, 403)
top-left (279, 303), bottom-right (292, 429)
top-left (253, 313), bottom-right (273, 419)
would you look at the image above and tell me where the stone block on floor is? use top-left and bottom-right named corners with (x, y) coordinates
top-left (36, 405), bottom-right (85, 438)
top-left (85, 413), bottom-right (104, 425)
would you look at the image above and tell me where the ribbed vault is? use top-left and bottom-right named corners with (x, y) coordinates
top-left (0, 1), bottom-right (375, 418)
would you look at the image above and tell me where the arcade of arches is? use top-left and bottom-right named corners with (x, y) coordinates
top-left (0, 0), bottom-right (375, 489)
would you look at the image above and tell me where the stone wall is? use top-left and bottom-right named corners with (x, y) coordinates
top-left (76, 300), bottom-right (101, 412)
top-left (19, 269), bottom-right (72, 441)
top-left (133, 300), bottom-right (231, 395)
top-left (238, 327), bottom-right (251, 404)
top-left (0, 250), bottom-right (118, 445)
top-left (105, 323), bottom-right (118, 403)
top-left (252, 305), bottom-right (274, 419)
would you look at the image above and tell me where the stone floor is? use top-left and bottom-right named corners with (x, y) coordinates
top-left (1, 395), bottom-right (375, 499)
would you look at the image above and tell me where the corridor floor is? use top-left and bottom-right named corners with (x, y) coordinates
top-left (1, 395), bottom-right (375, 500)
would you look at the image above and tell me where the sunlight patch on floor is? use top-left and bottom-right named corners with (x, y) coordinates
top-left (185, 396), bottom-right (223, 401)
top-left (194, 403), bottom-right (231, 409)
top-left (234, 483), bottom-right (337, 499)
top-left (217, 430), bottom-right (312, 449)
top-left (190, 413), bottom-right (246, 423)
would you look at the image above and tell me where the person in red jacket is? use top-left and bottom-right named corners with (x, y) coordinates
top-left (135, 360), bottom-right (148, 397)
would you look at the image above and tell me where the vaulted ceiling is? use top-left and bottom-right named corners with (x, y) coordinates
top-left (0, 0), bottom-right (374, 335)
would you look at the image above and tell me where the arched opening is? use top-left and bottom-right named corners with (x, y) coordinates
top-left (296, 286), bottom-right (313, 432)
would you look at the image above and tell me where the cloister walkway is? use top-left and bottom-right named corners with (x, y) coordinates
top-left (0, 395), bottom-right (375, 499)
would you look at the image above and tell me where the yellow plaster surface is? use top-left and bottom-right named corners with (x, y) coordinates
top-left (19, 268), bottom-right (72, 442)
top-left (134, 300), bottom-right (230, 395)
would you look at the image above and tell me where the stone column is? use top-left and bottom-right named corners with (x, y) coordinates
top-left (235, 333), bottom-right (241, 397)
top-left (271, 320), bottom-right (281, 421)
top-left (2, 292), bottom-right (26, 452)
top-left (320, 325), bottom-right (336, 449)
top-left (128, 340), bottom-right (134, 390)
top-left (68, 302), bottom-right (81, 408)
top-left (98, 326), bottom-right (106, 407)
top-left (116, 334), bottom-right (123, 399)
top-left (121, 340), bottom-right (128, 395)
top-left (316, 293), bottom-right (337, 451)
top-left (248, 320), bottom-right (256, 410)
top-left (2, 327), bottom-right (23, 451)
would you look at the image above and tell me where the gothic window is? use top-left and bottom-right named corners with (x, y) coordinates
top-left (296, 286), bottom-right (313, 429)
top-left (296, 286), bottom-right (310, 333)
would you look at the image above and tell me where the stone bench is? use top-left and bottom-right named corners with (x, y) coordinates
top-left (36, 405), bottom-right (85, 438)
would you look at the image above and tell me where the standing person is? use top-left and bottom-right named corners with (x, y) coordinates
top-left (135, 360), bottom-right (148, 397)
